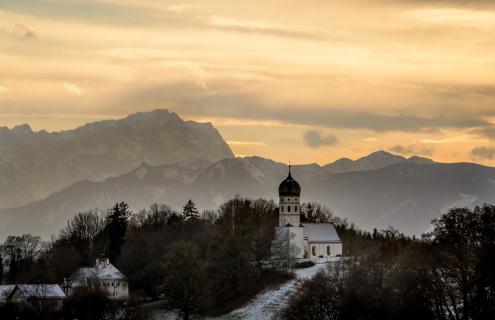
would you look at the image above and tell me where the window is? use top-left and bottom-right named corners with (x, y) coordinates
top-left (327, 246), bottom-right (330, 256)
top-left (312, 246), bottom-right (316, 256)
top-left (295, 205), bottom-right (298, 212)
top-left (287, 205), bottom-right (291, 212)
top-left (288, 198), bottom-right (290, 201)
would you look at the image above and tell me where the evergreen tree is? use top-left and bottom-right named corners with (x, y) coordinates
top-left (182, 200), bottom-right (200, 220)
top-left (0, 254), bottom-right (3, 284)
top-left (105, 202), bottom-right (131, 263)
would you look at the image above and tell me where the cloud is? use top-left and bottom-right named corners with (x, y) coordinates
top-left (470, 125), bottom-right (495, 140)
top-left (471, 146), bottom-right (495, 160)
top-left (303, 130), bottom-right (338, 148)
top-left (63, 83), bottom-right (87, 96)
top-left (389, 144), bottom-right (434, 156)
top-left (227, 140), bottom-right (267, 146)
top-left (1, 24), bottom-right (36, 40)
top-left (201, 15), bottom-right (325, 41)
top-left (107, 81), bottom-right (492, 134)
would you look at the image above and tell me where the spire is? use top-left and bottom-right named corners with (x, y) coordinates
top-left (288, 162), bottom-right (292, 178)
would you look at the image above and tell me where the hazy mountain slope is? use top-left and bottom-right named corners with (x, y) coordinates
top-left (0, 159), bottom-right (211, 238)
top-left (0, 109), bottom-right (234, 209)
top-left (305, 162), bottom-right (495, 235)
top-left (1, 154), bottom-right (494, 238)
top-left (324, 150), bottom-right (434, 173)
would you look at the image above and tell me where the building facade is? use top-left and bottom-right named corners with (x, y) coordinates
top-left (68, 258), bottom-right (128, 301)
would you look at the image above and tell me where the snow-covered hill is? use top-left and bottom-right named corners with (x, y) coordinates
top-left (153, 263), bottom-right (328, 320)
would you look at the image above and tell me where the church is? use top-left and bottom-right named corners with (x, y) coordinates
top-left (274, 167), bottom-right (342, 262)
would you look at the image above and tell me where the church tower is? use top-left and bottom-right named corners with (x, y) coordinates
top-left (278, 166), bottom-right (301, 227)
top-left (274, 165), bottom-right (305, 259)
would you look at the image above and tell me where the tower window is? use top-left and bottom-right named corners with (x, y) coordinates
top-left (287, 205), bottom-right (291, 212)
top-left (295, 205), bottom-right (298, 212)
top-left (280, 206), bottom-right (284, 212)
top-left (312, 246), bottom-right (316, 256)
top-left (327, 246), bottom-right (330, 256)
top-left (288, 198), bottom-right (290, 201)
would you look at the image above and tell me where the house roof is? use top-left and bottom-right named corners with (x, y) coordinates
top-left (0, 285), bottom-right (15, 302)
top-left (72, 262), bottom-right (126, 282)
top-left (302, 223), bottom-right (342, 243)
top-left (16, 285), bottom-right (65, 299)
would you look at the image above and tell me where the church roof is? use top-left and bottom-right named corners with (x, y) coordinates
top-left (302, 223), bottom-right (341, 243)
top-left (279, 167), bottom-right (301, 196)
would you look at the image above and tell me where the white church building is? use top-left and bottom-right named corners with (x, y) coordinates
top-left (274, 167), bottom-right (342, 262)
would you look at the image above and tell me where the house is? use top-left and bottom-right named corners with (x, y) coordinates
top-left (0, 285), bottom-right (15, 304)
top-left (274, 166), bottom-right (343, 262)
top-left (68, 258), bottom-right (128, 300)
top-left (1, 284), bottom-right (65, 311)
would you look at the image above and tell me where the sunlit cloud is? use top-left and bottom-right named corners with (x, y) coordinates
top-left (227, 140), bottom-right (268, 146)
top-left (63, 83), bottom-right (87, 96)
top-left (0, 0), bottom-right (495, 165)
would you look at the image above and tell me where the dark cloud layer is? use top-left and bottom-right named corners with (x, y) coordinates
top-left (303, 130), bottom-right (338, 148)
top-left (390, 144), bottom-right (434, 156)
top-left (109, 81), bottom-right (491, 134)
top-left (471, 146), bottom-right (495, 160)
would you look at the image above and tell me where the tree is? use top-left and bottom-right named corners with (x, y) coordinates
top-left (59, 210), bottom-right (105, 265)
top-left (1, 234), bottom-right (44, 282)
top-left (65, 287), bottom-right (117, 320)
top-left (182, 200), bottom-right (200, 220)
top-left (163, 241), bottom-right (205, 320)
top-left (105, 202), bottom-right (131, 263)
top-left (282, 271), bottom-right (340, 320)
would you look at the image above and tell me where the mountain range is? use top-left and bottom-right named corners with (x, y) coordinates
top-left (0, 109), bottom-right (234, 209)
top-left (0, 109), bottom-right (494, 239)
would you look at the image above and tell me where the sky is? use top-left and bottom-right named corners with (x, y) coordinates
top-left (1, 0), bottom-right (495, 165)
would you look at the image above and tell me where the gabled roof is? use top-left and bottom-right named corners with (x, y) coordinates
top-left (72, 262), bottom-right (126, 282)
top-left (0, 285), bottom-right (15, 302)
top-left (15, 285), bottom-right (65, 299)
top-left (302, 223), bottom-right (342, 243)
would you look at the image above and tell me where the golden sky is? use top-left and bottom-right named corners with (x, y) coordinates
top-left (1, 0), bottom-right (495, 165)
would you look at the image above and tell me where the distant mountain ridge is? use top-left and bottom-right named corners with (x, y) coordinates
top-left (324, 150), bottom-right (434, 173)
top-left (0, 109), bottom-right (234, 209)
top-left (1, 151), bottom-right (494, 239)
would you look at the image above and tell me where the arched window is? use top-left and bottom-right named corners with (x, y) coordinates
top-left (287, 205), bottom-right (291, 212)
top-left (280, 206), bottom-right (284, 212)
top-left (312, 246), bottom-right (316, 256)
top-left (327, 246), bottom-right (331, 256)
top-left (295, 205), bottom-right (298, 212)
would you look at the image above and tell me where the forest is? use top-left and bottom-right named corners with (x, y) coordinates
top-left (0, 198), bottom-right (494, 320)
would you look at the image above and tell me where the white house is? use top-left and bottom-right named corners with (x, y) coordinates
top-left (0, 284), bottom-right (66, 311)
top-left (274, 167), bottom-right (343, 262)
top-left (68, 258), bottom-right (128, 301)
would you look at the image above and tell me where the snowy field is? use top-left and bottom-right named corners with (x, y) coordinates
top-left (153, 261), bottom-right (333, 320)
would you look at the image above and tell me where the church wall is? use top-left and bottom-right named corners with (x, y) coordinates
top-left (308, 243), bottom-right (342, 259)
top-left (274, 227), bottom-right (304, 259)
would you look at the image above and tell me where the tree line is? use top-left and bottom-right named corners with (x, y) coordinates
top-left (281, 204), bottom-right (495, 320)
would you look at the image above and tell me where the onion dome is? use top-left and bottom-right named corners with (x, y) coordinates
top-left (278, 166), bottom-right (301, 196)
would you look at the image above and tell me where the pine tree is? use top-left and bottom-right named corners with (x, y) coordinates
top-left (105, 202), bottom-right (131, 263)
top-left (0, 254), bottom-right (3, 284)
top-left (182, 200), bottom-right (199, 220)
